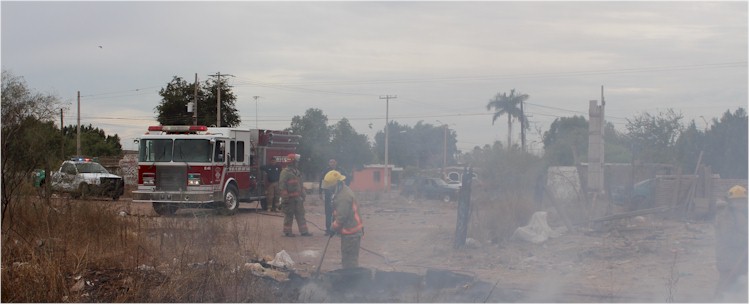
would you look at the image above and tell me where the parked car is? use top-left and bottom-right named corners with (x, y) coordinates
top-left (34, 158), bottom-right (125, 200)
top-left (400, 176), bottom-right (459, 202)
top-left (611, 178), bottom-right (656, 210)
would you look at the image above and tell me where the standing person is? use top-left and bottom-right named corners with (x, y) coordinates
top-left (714, 185), bottom-right (748, 300)
top-left (260, 158), bottom-right (282, 212)
top-left (279, 153), bottom-right (312, 237)
top-left (318, 159), bottom-right (350, 235)
top-left (321, 170), bottom-right (363, 269)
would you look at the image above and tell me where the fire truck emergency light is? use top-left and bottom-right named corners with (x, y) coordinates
top-left (148, 126), bottom-right (208, 132)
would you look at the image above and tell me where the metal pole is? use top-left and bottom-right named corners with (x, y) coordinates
top-left (380, 95), bottom-right (397, 191)
top-left (61, 109), bottom-right (64, 159)
top-left (216, 72), bottom-right (221, 127)
top-left (253, 96), bottom-right (260, 128)
top-left (193, 73), bottom-right (198, 125)
top-left (443, 124), bottom-right (447, 177)
top-left (76, 91), bottom-right (81, 156)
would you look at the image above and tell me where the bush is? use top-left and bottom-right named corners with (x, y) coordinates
top-left (463, 145), bottom-right (546, 244)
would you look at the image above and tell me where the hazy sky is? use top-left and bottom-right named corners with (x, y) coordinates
top-left (2, 1), bottom-right (747, 153)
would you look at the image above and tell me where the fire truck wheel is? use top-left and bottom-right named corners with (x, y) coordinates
top-left (153, 202), bottom-right (178, 216)
top-left (220, 185), bottom-right (239, 215)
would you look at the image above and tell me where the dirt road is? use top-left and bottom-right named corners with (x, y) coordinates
top-left (119, 192), bottom-right (734, 302)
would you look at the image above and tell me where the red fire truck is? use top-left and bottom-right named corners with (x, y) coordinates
top-left (132, 125), bottom-right (300, 216)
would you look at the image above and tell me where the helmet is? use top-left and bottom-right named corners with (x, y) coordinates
top-left (287, 153), bottom-right (301, 161)
top-left (322, 170), bottom-right (346, 189)
top-left (728, 185), bottom-right (747, 199)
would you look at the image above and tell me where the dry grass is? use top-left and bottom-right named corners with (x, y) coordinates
top-left (1, 187), bottom-right (284, 302)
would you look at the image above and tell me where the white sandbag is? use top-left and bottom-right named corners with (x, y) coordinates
top-left (512, 211), bottom-right (564, 244)
top-left (269, 250), bottom-right (295, 268)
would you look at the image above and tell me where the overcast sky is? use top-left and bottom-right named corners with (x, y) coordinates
top-left (2, 1), bottom-right (747, 154)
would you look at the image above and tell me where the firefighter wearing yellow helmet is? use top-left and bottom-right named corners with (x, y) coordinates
top-left (713, 185), bottom-right (748, 300)
top-left (279, 153), bottom-right (311, 237)
top-left (322, 170), bottom-right (364, 269)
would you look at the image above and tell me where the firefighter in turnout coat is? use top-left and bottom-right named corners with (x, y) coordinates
top-left (322, 170), bottom-right (364, 269)
top-left (279, 153), bottom-right (311, 237)
top-left (714, 185), bottom-right (748, 300)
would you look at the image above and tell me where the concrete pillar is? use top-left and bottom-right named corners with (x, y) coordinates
top-left (588, 100), bottom-right (605, 192)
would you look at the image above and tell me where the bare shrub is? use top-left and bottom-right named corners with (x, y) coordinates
top-left (463, 145), bottom-right (546, 245)
top-left (470, 190), bottom-right (535, 244)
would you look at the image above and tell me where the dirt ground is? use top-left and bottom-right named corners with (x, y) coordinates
top-left (118, 191), bottom-right (742, 303)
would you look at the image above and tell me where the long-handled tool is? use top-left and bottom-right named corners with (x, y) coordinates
top-left (313, 234), bottom-right (334, 279)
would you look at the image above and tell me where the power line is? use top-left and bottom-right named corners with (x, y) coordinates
top-left (69, 60), bottom-right (745, 102)
top-left (232, 61), bottom-right (747, 87)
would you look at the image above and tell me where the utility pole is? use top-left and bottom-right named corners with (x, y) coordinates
top-left (443, 124), bottom-right (447, 177)
top-left (76, 91), bottom-right (81, 156)
top-left (209, 72), bottom-right (234, 127)
top-left (253, 96), bottom-right (260, 128)
top-left (60, 109), bottom-right (64, 159)
top-left (380, 95), bottom-right (397, 191)
top-left (437, 120), bottom-right (448, 178)
top-left (520, 99), bottom-right (526, 153)
top-left (193, 73), bottom-right (198, 125)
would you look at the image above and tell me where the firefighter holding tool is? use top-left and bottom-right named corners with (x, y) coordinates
top-left (322, 170), bottom-right (364, 268)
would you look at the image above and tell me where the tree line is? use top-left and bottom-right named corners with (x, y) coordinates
top-left (3, 70), bottom-right (746, 219)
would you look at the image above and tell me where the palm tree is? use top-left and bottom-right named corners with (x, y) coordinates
top-left (486, 89), bottom-right (529, 149)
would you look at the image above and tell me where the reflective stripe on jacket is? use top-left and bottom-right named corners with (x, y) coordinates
top-left (331, 185), bottom-right (363, 235)
top-left (279, 166), bottom-right (304, 199)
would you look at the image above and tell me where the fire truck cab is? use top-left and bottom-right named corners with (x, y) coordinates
top-left (132, 125), bottom-right (300, 216)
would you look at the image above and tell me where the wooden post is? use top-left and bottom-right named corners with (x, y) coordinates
top-left (454, 167), bottom-right (473, 249)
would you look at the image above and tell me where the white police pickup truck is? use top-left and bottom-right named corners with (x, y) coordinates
top-left (34, 158), bottom-right (125, 200)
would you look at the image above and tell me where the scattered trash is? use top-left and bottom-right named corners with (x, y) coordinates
top-left (300, 250), bottom-right (320, 258)
top-left (12, 262), bottom-right (28, 268)
top-left (187, 259), bottom-right (215, 268)
top-left (269, 250), bottom-right (295, 268)
top-left (511, 211), bottom-right (566, 244)
top-left (71, 279), bottom-right (85, 292)
top-left (136, 264), bottom-right (155, 271)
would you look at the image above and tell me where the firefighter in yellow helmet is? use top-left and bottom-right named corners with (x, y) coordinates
top-left (279, 153), bottom-right (311, 237)
top-left (713, 185), bottom-right (748, 300)
top-left (322, 170), bottom-right (364, 269)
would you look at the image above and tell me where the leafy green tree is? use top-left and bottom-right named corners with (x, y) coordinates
top-left (330, 118), bottom-right (374, 173)
top-left (373, 121), bottom-right (412, 167)
top-left (486, 89), bottom-right (529, 149)
top-left (704, 108), bottom-right (748, 178)
top-left (603, 122), bottom-right (631, 163)
top-left (674, 120), bottom-right (706, 173)
top-left (155, 76), bottom-right (240, 127)
top-left (1, 70), bottom-right (63, 220)
top-left (626, 109), bottom-right (683, 164)
top-left (289, 108), bottom-right (331, 180)
top-left (542, 116), bottom-right (588, 166)
top-left (62, 124), bottom-right (122, 157)
top-left (374, 121), bottom-right (457, 169)
top-left (542, 115), bottom-right (631, 166)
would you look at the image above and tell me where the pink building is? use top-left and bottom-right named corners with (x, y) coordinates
top-left (349, 164), bottom-right (401, 192)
